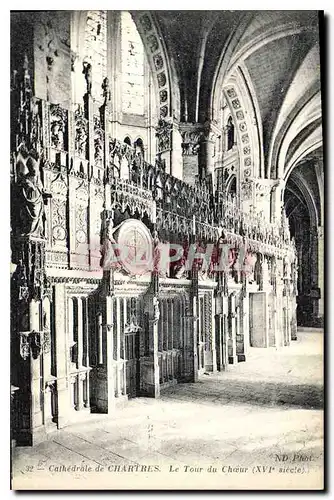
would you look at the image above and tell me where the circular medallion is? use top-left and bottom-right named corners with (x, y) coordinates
top-left (52, 225), bottom-right (66, 241)
top-left (76, 229), bottom-right (86, 244)
top-left (114, 219), bottom-right (153, 276)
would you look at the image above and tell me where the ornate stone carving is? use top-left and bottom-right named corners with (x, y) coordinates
top-left (139, 14), bottom-right (153, 32)
top-left (94, 115), bottom-right (104, 167)
top-left (226, 88), bottom-right (236, 98)
top-left (147, 34), bottom-right (159, 53)
top-left (153, 54), bottom-right (164, 70)
top-left (74, 106), bottom-right (88, 158)
top-left (19, 330), bottom-right (43, 360)
top-left (14, 153), bottom-right (51, 238)
top-left (181, 130), bottom-right (203, 156)
top-left (82, 61), bottom-right (92, 95)
top-left (153, 297), bottom-right (160, 324)
top-left (51, 175), bottom-right (67, 245)
top-left (157, 72), bottom-right (166, 88)
top-left (101, 77), bottom-right (111, 104)
top-left (159, 90), bottom-right (168, 103)
top-left (241, 179), bottom-right (254, 200)
top-left (156, 119), bottom-right (173, 153)
top-left (19, 332), bottom-right (31, 360)
top-left (160, 106), bottom-right (168, 118)
top-left (50, 104), bottom-right (67, 150)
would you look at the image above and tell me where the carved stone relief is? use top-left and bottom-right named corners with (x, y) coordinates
top-left (50, 104), bottom-right (67, 150)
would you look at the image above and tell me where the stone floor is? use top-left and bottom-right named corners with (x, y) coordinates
top-left (12, 329), bottom-right (324, 490)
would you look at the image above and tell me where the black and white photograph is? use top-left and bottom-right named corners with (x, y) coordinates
top-left (10, 9), bottom-right (324, 490)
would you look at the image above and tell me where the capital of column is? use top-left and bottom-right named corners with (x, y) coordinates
top-left (203, 120), bottom-right (221, 144)
top-left (179, 122), bottom-right (203, 156)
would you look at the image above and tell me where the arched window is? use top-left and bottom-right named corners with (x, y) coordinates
top-left (84, 11), bottom-right (107, 102)
top-left (134, 137), bottom-right (144, 155)
top-left (124, 136), bottom-right (132, 146)
top-left (121, 11), bottom-right (145, 115)
top-left (226, 116), bottom-right (235, 151)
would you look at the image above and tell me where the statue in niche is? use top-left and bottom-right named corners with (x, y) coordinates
top-left (16, 153), bottom-right (51, 238)
top-left (50, 119), bottom-right (64, 149)
top-left (153, 297), bottom-right (160, 324)
top-left (102, 77), bottom-right (111, 104)
top-left (75, 125), bottom-right (87, 158)
top-left (82, 61), bottom-right (92, 95)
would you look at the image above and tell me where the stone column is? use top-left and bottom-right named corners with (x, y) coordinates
top-left (140, 292), bottom-right (161, 398)
top-left (106, 295), bottom-right (115, 412)
top-left (54, 283), bottom-right (69, 428)
top-left (228, 293), bottom-right (238, 364)
top-left (198, 123), bottom-right (219, 186)
top-left (115, 297), bottom-right (122, 397)
top-left (171, 124), bottom-right (183, 179)
top-left (270, 179), bottom-right (285, 224)
top-left (204, 292), bottom-right (217, 372)
top-left (215, 295), bottom-right (223, 371)
top-left (42, 298), bottom-right (54, 426)
top-left (29, 300), bottom-right (43, 432)
top-left (179, 124), bottom-right (202, 185)
top-left (75, 298), bottom-right (84, 410)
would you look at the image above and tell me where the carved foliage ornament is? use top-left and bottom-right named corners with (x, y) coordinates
top-left (181, 130), bottom-right (203, 156)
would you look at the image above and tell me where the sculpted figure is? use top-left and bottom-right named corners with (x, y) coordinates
top-left (153, 297), bottom-right (160, 324)
top-left (100, 218), bottom-right (121, 271)
top-left (17, 154), bottom-right (48, 238)
top-left (82, 61), bottom-right (92, 95)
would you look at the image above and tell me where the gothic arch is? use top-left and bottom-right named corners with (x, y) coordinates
top-left (209, 11), bottom-right (255, 123)
top-left (227, 23), bottom-right (315, 75)
top-left (130, 11), bottom-right (174, 120)
top-left (285, 169), bottom-right (319, 229)
top-left (283, 121), bottom-right (323, 182)
top-left (269, 44), bottom-right (321, 179)
top-left (218, 68), bottom-right (262, 183)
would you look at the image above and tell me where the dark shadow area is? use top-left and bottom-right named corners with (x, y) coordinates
top-left (162, 378), bottom-right (323, 410)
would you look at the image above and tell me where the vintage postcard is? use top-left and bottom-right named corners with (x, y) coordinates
top-left (10, 9), bottom-right (324, 490)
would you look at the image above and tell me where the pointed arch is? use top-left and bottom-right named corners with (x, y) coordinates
top-left (269, 43), bottom-right (322, 179)
top-left (130, 11), bottom-right (174, 120)
top-left (220, 67), bottom-right (263, 182)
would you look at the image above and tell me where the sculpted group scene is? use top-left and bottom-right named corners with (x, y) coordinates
top-left (10, 10), bottom-right (324, 489)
